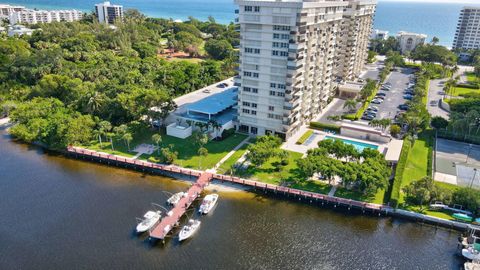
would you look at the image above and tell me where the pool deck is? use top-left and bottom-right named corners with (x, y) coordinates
top-left (282, 127), bottom-right (386, 155)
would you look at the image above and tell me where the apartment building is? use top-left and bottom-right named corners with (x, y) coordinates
top-left (453, 6), bottom-right (480, 50)
top-left (9, 9), bottom-right (83, 24)
top-left (371, 29), bottom-right (388, 40)
top-left (336, 0), bottom-right (376, 81)
top-left (95, 1), bottom-right (124, 24)
top-left (0, 4), bottom-right (25, 19)
top-left (234, 0), bottom-right (376, 139)
top-left (396, 31), bottom-right (427, 54)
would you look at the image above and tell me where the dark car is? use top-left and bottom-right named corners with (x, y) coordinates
top-left (398, 104), bottom-right (409, 110)
top-left (376, 92), bottom-right (387, 97)
top-left (404, 90), bottom-right (414, 95)
top-left (361, 115), bottom-right (374, 121)
top-left (403, 94), bottom-right (413, 100)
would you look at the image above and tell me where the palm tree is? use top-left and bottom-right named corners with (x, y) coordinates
top-left (85, 91), bottom-right (104, 114)
top-left (197, 147), bottom-right (208, 169)
top-left (343, 99), bottom-right (358, 113)
top-left (98, 120), bottom-right (112, 147)
top-left (122, 133), bottom-right (133, 151)
top-left (152, 134), bottom-right (162, 154)
top-left (106, 132), bottom-right (115, 151)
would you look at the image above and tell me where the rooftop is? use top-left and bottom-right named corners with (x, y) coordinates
top-left (187, 87), bottom-right (237, 116)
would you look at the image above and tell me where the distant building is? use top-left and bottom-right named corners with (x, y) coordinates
top-left (0, 4), bottom-right (25, 19)
top-left (9, 9), bottom-right (83, 24)
top-left (453, 6), bottom-right (480, 50)
top-left (7, 25), bottom-right (35, 37)
top-left (371, 29), bottom-right (389, 40)
top-left (95, 1), bottom-right (123, 24)
top-left (396, 31), bottom-right (427, 54)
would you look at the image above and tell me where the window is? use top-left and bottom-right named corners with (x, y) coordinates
top-left (272, 50), bottom-right (279, 56)
top-left (275, 115), bottom-right (283, 120)
top-left (280, 51), bottom-right (288, 57)
top-left (251, 103), bottom-right (257, 108)
top-left (273, 25), bottom-right (291, 31)
top-left (254, 6), bottom-right (260, 12)
top-left (242, 109), bottom-right (250, 114)
top-left (245, 6), bottom-right (252, 12)
top-left (270, 90), bottom-right (276, 96)
top-left (244, 87), bottom-right (251, 92)
top-left (253, 73), bottom-right (259, 78)
top-left (268, 113), bottom-right (275, 119)
top-left (251, 127), bottom-right (258, 134)
top-left (244, 48), bottom-right (260, 54)
top-left (278, 84), bottom-right (286, 89)
top-left (277, 92), bottom-right (285, 97)
top-left (281, 34), bottom-right (289, 39)
top-left (268, 106), bottom-right (274, 111)
top-left (244, 71), bottom-right (252, 77)
top-left (252, 88), bottom-right (258, 93)
top-left (254, 48), bottom-right (260, 54)
top-left (273, 33), bottom-right (280, 39)
top-left (251, 110), bottom-right (257, 115)
top-left (270, 83), bottom-right (276, 88)
top-left (242, 101), bottom-right (251, 107)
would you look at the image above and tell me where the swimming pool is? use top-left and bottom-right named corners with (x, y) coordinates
top-left (324, 136), bottom-right (378, 152)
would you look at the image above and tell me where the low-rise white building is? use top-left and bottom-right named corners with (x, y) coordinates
top-left (396, 31), bottom-right (427, 54)
top-left (7, 25), bottom-right (35, 37)
top-left (9, 9), bottom-right (83, 24)
top-left (371, 29), bottom-right (389, 40)
top-left (0, 4), bottom-right (25, 19)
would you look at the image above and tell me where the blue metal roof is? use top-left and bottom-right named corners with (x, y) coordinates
top-left (187, 87), bottom-right (237, 115)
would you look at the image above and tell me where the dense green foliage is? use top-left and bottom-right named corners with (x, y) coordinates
top-left (390, 138), bottom-right (412, 207)
top-left (246, 135), bottom-right (286, 167)
top-left (309, 122), bottom-right (341, 133)
top-left (403, 176), bottom-right (452, 206)
top-left (1, 14), bottom-right (238, 149)
top-left (297, 139), bottom-right (390, 196)
top-left (411, 44), bottom-right (457, 66)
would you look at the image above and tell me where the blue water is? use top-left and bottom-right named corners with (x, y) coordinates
top-left (324, 136), bottom-right (379, 152)
top-left (3, 0), bottom-right (472, 46)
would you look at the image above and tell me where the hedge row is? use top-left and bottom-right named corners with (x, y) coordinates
top-left (389, 138), bottom-right (412, 208)
top-left (456, 83), bottom-right (479, 90)
top-left (309, 122), bottom-right (341, 133)
top-left (296, 130), bottom-right (314, 145)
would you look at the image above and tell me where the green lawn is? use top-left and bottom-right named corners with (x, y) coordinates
top-left (290, 180), bottom-right (331, 194)
top-left (466, 72), bottom-right (479, 84)
top-left (404, 205), bottom-right (455, 220)
top-left (236, 151), bottom-right (304, 185)
top-left (452, 86), bottom-right (479, 96)
top-left (400, 131), bottom-right (434, 203)
top-left (335, 187), bottom-right (385, 204)
top-left (83, 126), bottom-right (247, 170)
top-left (217, 143), bottom-right (249, 174)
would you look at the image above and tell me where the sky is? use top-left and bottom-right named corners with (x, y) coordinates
top-left (379, 0), bottom-right (479, 3)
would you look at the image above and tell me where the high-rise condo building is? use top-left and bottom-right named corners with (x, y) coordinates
top-left (95, 1), bottom-right (124, 24)
top-left (336, 0), bottom-right (376, 81)
top-left (9, 9), bottom-right (83, 25)
top-left (453, 6), bottom-right (480, 50)
top-left (234, 0), bottom-right (376, 139)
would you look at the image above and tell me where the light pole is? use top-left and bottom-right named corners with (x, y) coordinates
top-left (466, 144), bottom-right (473, 164)
top-left (469, 168), bottom-right (478, 189)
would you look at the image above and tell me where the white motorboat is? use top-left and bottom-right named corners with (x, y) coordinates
top-left (178, 219), bottom-right (201, 241)
top-left (199, 194), bottom-right (219, 214)
top-left (167, 192), bottom-right (185, 206)
top-left (463, 246), bottom-right (480, 260)
top-left (136, 210), bottom-right (161, 233)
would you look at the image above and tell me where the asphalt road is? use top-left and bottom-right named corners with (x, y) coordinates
top-left (373, 67), bottom-right (414, 120)
top-left (427, 79), bottom-right (450, 120)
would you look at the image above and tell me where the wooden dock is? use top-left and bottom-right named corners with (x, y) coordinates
top-left (149, 172), bottom-right (213, 241)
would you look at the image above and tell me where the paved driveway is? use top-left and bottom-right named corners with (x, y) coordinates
top-left (427, 79), bottom-right (450, 120)
top-left (373, 67), bottom-right (414, 120)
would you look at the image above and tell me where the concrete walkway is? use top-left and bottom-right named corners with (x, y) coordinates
top-left (209, 136), bottom-right (251, 173)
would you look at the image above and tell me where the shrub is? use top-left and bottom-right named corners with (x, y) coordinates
top-left (221, 128), bottom-right (235, 139)
top-left (342, 114), bottom-right (358, 121)
top-left (430, 116), bottom-right (448, 129)
top-left (390, 138), bottom-right (412, 207)
top-left (390, 125), bottom-right (401, 137)
top-left (452, 188), bottom-right (480, 215)
top-left (296, 130), bottom-right (314, 145)
top-left (455, 83), bottom-right (479, 90)
top-left (309, 122), bottom-right (341, 133)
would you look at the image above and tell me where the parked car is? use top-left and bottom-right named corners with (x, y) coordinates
top-left (398, 104), bottom-right (409, 110)
top-left (381, 87), bottom-right (391, 91)
top-left (202, 89), bottom-right (211, 93)
top-left (371, 98), bottom-right (383, 104)
top-left (430, 100), bottom-right (438, 107)
top-left (376, 92), bottom-right (387, 97)
top-left (361, 115), bottom-right (375, 121)
top-left (404, 90), bottom-right (414, 95)
top-left (216, 83), bottom-right (228, 88)
top-left (403, 94), bottom-right (413, 100)
top-left (375, 95), bottom-right (385, 100)
top-left (367, 106), bottom-right (379, 112)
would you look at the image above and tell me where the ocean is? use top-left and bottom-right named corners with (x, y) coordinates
top-left (3, 0), bottom-right (474, 47)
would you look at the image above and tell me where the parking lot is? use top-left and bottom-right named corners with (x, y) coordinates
top-left (364, 67), bottom-right (415, 122)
